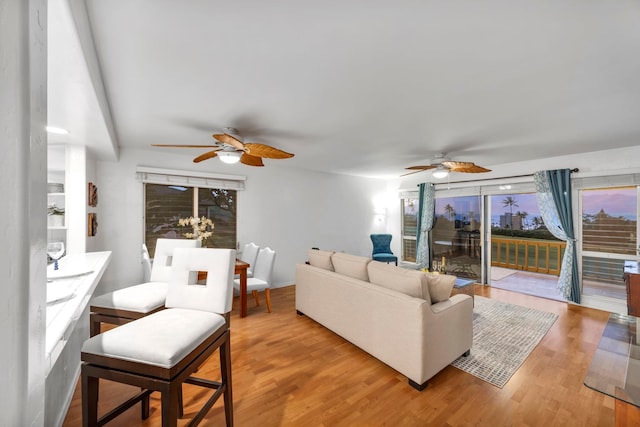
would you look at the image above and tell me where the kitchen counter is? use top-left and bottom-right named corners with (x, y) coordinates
top-left (46, 251), bottom-right (111, 376)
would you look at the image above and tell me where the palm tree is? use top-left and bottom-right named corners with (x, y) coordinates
top-left (502, 196), bottom-right (519, 235)
top-left (444, 204), bottom-right (455, 221)
top-left (532, 216), bottom-right (544, 229)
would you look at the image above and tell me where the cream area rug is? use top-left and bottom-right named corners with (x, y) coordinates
top-left (451, 296), bottom-right (558, 388)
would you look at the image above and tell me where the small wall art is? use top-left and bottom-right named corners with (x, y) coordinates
top-left (88, 213), bottom-right (98, 236)
top-left (88, 182), bottom-right (98, 207)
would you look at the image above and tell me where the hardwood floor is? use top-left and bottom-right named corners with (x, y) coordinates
top-left (62, 285), bottom-right (614, 426)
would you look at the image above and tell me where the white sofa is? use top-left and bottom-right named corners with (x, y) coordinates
top-left (295, 250), bottom-right (473, 390)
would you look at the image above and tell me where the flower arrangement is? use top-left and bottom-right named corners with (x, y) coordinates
top-left (177, 216), bottom-right (214, 243)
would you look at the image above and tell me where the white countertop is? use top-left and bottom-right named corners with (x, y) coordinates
top-left (46, 251), bottom-right (112, 376)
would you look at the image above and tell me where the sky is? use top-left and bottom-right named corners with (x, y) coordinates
top-left (582, 188), bottom-right (636, 217)
top-left (430, 188), bottom-right (637, 221)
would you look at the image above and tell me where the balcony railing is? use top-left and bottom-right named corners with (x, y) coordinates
top-left (491, 236), bottom-right (564, 276)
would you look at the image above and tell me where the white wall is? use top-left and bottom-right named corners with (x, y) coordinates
top-left (0, 0), bottom-right (48, 425)
top-left (94, 148), bottom-right (389, 295)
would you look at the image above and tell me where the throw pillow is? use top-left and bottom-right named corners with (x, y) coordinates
top-left (331, 252), bottom-right (371, 281)
top-left (425, 274), bottom-right (455, 303)
top-left (307, 249), bottom-right (335, 271)
top-left (367, 261), bottom-right (425, 298)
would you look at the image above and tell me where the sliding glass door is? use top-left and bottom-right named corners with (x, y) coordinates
top-left (581, 186), bottom-right (638, 300)
top-left (432, 195), bottom-right (482, 279)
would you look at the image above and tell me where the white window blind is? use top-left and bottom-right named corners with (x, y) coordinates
top-left (135, 166), bottom-right (246, 191)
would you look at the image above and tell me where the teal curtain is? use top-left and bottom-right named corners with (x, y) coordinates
top-left (534, 169), bottom-right (580, 303)
top-left (416, 183), bottom-right (436, 268)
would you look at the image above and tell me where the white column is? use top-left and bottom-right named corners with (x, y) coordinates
top-left (0, 0), bottom-right (48, 425)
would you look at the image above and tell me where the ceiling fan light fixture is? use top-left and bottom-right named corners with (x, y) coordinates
top-left (218, 151), bottom-right (242, 164)
top-left (432, 166), bottom-right (449, 179)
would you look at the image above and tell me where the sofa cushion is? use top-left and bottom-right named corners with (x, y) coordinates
top-left (424, 273), bottom-right (456, 303)
top-left (367, 261), bottom-right (425, 299)
top-left (331, 252), bottom-right (371, 281)
top-left (307, 249), bottom-right (335, 271)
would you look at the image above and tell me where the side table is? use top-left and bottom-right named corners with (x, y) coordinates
top-left (451, 278), bottom-right (475, 306)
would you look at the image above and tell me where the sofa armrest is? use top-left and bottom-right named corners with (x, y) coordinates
top-left (419, 293), bottom-right (473, 383)
top-left (430, 294), bottom-right (471, 314)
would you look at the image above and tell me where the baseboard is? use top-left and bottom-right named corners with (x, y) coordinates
top-left (272, 281), bottom-right (295, 289)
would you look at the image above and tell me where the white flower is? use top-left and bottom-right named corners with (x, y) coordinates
top-left (177, 216), bottom-right (215, 243)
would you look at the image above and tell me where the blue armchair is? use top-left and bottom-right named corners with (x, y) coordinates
top-left (370, 234), bottom-right (398, 266)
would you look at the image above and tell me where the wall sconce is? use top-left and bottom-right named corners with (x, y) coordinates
top-left (374, 207), bottom-right (387, 222)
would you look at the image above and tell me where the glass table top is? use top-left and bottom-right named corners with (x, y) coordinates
top-left (584, 313), bottom-right (640, 407)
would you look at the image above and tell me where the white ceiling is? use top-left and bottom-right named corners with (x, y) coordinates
top-left (50, 0), bottom-right (640, 178)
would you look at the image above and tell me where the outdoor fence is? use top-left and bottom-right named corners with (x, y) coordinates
top-left (491, 236), bottom-right (564, 276)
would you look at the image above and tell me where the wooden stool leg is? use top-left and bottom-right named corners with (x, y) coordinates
top-left (82, 367), bottom-right (99, 427)
top-left (89, 314), bottom-right (101, 337)
top-left (161, 385), bottom-right (179, 427)
top-left (265, 289), bottom-right (272, 313)
top-left (142, 390), bottom-right (150, 419)
top-left (221, 332), bottom-right (234, 427)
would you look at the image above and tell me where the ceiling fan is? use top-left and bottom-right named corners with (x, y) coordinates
top-left (405, 153), bottom-right (491, 178)
top-left (151, 127), bottom-right (294, 167)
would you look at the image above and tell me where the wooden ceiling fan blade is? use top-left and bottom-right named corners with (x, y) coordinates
top-left (400, 169), bottom-right (427, 177)
top-left (213, 133), bottom-right (245, 151)
top-left (152, 144), bottom-right (219, 148)
top-left (240, 153), bottom-right (264, 167)
top-left (244, 143), bottom-right (294, 159)
top-left (193, 150), bottom-right (221, 163)
top-left (465, 165), bottom-right (492, 173)
top-left (405, 165), bottom-right (437, 171)
top-left (442, 161), bottom-right (491, 173)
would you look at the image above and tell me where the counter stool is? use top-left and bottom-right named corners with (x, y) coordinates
top-left (81, 248), bottom-right (236, 426)
top-left (89, 238), bottom-right (200, 337)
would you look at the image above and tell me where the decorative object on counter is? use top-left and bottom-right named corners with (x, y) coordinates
top-left (88, 213), bottom-right (98, 236)
top-left (88, 182), bottom-right (98, 207)
top-left (47, 241), bottom-right (65, 270)
top-left (48, 204), bottom-right (65, 227)
top-left (177, 216), bottom-right (214, 244)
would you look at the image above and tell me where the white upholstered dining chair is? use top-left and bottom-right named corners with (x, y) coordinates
top-left (234, 246), bottom-right (276, 313)
top-left (141, 243), bottom-right (152, 282)
top-left (236, 241), bottom-right (259, 278)
top-left (89, 238), bottom-right (200, 336)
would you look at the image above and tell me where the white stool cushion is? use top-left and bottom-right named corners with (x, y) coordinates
top-left (91, 282), bottom-right (168, 313)
top-left (82, 308), bottom-right (226, 368)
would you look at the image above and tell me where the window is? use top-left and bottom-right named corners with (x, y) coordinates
top-left (144, 184), bottom-right (237, 256)
top-left (581, 186), bottom-right (637, 299)
top-left (401, 197), bottom-right (418, 262)
top-left (137, 167), bottom-right (244, 257)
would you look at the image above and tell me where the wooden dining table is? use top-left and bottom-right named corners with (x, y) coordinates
top-left (234, 259), bottom-right (250, 317)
